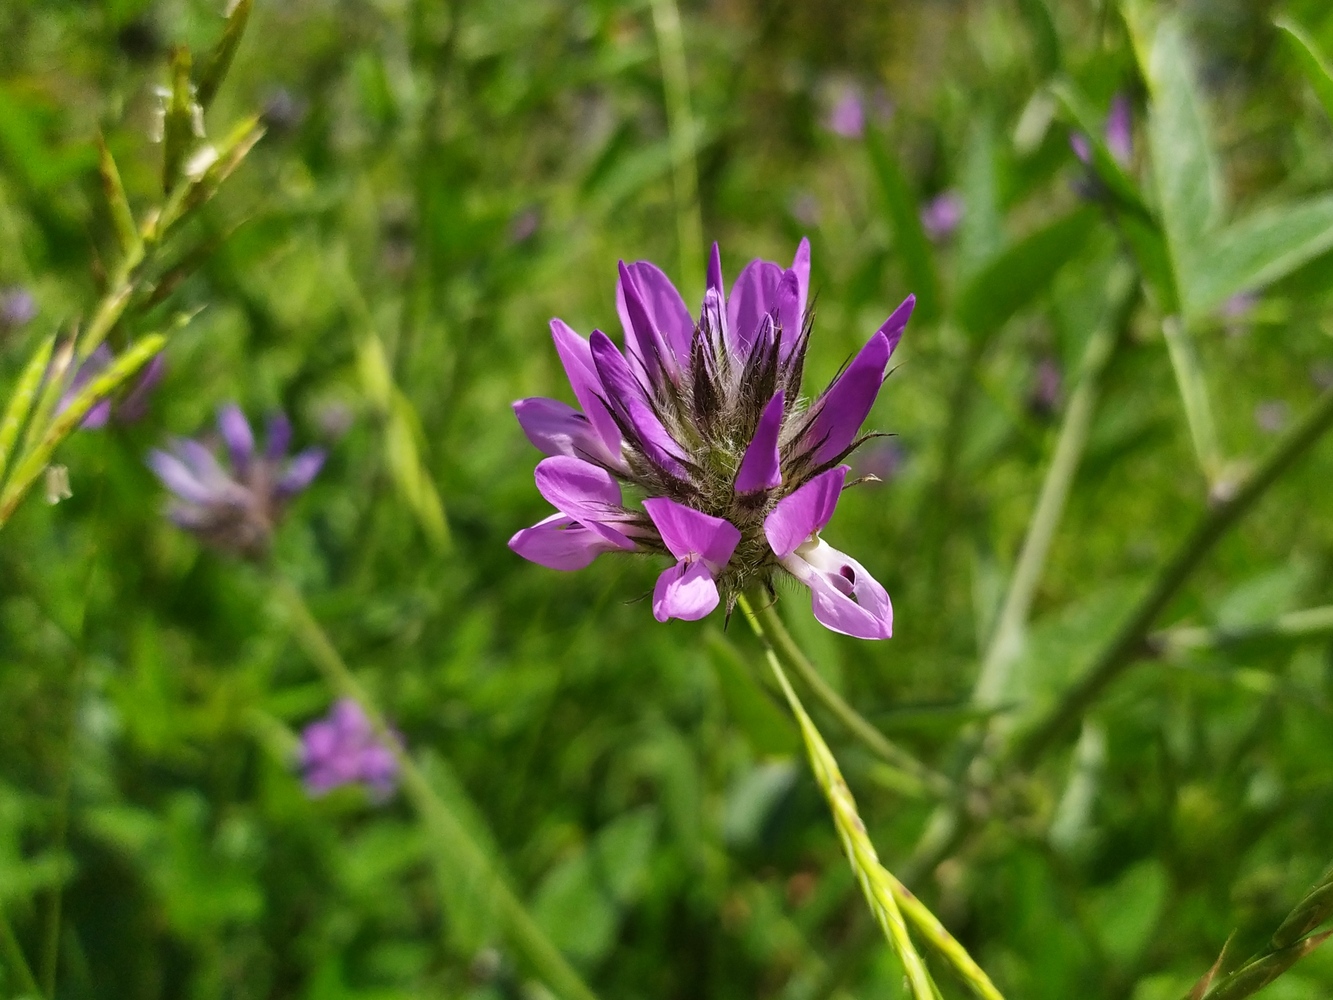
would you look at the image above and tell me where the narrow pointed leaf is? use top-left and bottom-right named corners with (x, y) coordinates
top-left (1016, 0), bottom-right (1061, 76)
top-left (197, 0), bottom-right (253, 109)
top-left (0, 333), bottom-right (56, 488)
top-left (163, 46), bottom-right (196, 193)
top-left (97, 134), bottom-right (143, 266)
top-left (1276, 16), bottom-right (1333, 126)
top-left (866, 130), bottom-right (940, 322)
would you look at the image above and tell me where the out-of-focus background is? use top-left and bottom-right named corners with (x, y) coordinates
top-left (5, 0), bottom-right (1333, 996)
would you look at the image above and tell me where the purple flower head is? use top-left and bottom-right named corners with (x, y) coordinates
top-left (0, 287), bottom-right (37, 332)
top-left (58, 344), bottom-right (165, 429)
top-left (825, 90), bottom-right (866, 139)
top-left (920, 191), bottom-right (964, 244)
top-left (299, 698), bottom-right (400, 802)
top-left (510, 239), bottom-right (910, 639)
top-left (147, 403), bottom-right (326, 559)
top-left (1028, 355), bottom-right (1063, 419)
top-left (1071, 93), bottom-right (1133, 170)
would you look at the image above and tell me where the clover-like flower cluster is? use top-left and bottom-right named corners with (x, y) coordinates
top-left (510, 239), bottom-right (911, 640)
top-left (147, 404), bottom-right (325, 559)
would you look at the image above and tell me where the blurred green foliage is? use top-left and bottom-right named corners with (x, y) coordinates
top-left (5, 0), bottom-right (1333, 997)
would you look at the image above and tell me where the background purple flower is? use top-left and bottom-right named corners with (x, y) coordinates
top-left (299, 698), bottom-right (400, 802)
top-left (147, 403), bottom-right (325, 559)
top-left (0, 287), bottom-right (36, 332)
top-left (825, 90), bottom-right (865, 138)
top-left (58, 344), bottom-right (165, 428)
top-left (921, 191), bottom-right (964, 243)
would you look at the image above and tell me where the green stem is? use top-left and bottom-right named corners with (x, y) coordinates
top-left (972, 266), bottom-right (1135, 712)
top-left (751, 598), bottom-right (954, 798)
top-left (0, 906), bottom-right (43, 1000)
top-left (273, 579), bottom-right (600, 1000)
top-left (741, 595), bottom-right (1007, 1000)
top-left (1014, 384), bottom-right (1333, 767)
top-left (649, 0), bottom-right (704, 295)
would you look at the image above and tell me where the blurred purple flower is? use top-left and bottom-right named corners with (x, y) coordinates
top-left (0, 287), bottom-right (36, 332)
top-left (147, 403), bottom-right (325, 558)
top-left (853, 438), bottom-right (905, 484)
top-left (1221, 292), bottom-right (1258, 337)
top-left (921, 191), bottom-right (964, 243)
top-left (260, 87), bottom-right (309, 135)
top-left (1254, 400), bottom-right (1289, 435)
top-left (58, 344), bottom-right (165, 429)
top-left (1028, 356), bottom-right (1063, 418)
top-left (509, 206), bottom-right (543, 244)
top-left (300, 698), bottom-right (400, 802)
top-left (825, 91), bottom-right (866, 139)
top-left (509, 239), bottom-right (911, 639)
top-left (1071, 93), bottom-right (1133, 168)
top-left (789, 191), bottom-right (821, 228)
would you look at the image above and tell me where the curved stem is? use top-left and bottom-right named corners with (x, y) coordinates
top-left (273, 578), bottom-right (600, 1000)
top-left (740, 595), bottom-right (1005, 1000)
top-left (649, 0), bottom-right (704, 295)
top-left (751, 597), bottom-right (954, 798)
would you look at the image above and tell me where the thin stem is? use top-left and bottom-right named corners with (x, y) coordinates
top-left (752, 598), bottom-right (954, 798)
top-left (741, 595), bottom-right (1008, 1000)
top-left (0, 906), bottom-right (43, 1000)
top-left (972, 266), bottom-right (1136, 711)
top-left (272, 578), bottom-right (600, 1000)
top-left (1014, 384), bottom-right (1333, 766)
top-left (649, 0), bottom-right (704, 296)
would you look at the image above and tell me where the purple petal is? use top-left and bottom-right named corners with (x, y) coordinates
top-left (147, 448), bottom-right (222, 505)
top-left (589, 331), bottom-right (688, 478)
top-left (616, 261), bottom-right (674, 385)
top-left (276, 448), bottom-right (325, 497)
top-left (776, 270), bottom-right (802, 361)
top-left (534, 455), bottom-right (623, 518)
top-left (618, 260), bottom-right (693, 370)
top-left (513, 397), bottom-right (609, 463)
top-left (301, 720), bottom-right (338, 763)
top-left (801, 305), bottom-right (907, 466)
top-left (266, 412), bottom-right (292, 459)
top-left (217, 404), bottom-right (255, 471)
top-left (642, 497), bottom-right (740, 572)
top-left (115, 354), bottom-right (165, 423)
top-left (764, 465), bottom-right (848, 558)
top-left (735, 393), bottom-right (783, 493)
top-left (791, 237), bottom-right (811, 323)
top-left (652, 559), bottom-right (721, 622)
top-left (1106, 93), bottom-right (1132, 165)
top-left (726, 259), bottom-right (783, 357)
top-left (706, 242), bottom-right (725, 299)
top-left (549, 319), bottom-right (623, 458)
top-left (509, 513), bottom-right (633, 570)
top-left (1070, 131), bottom-right (1093, 166)
top-left (784, 539), bottom-right (892, 639)
top-left (81, 400), bottom-right (113, 429)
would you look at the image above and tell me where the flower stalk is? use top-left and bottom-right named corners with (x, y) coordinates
top-left (272, 578), bottom-right (602, 1000)
top-left (739, 594), bottom-right (1006, 1000)
top-left (0, 905), bottom-right (42, 1000)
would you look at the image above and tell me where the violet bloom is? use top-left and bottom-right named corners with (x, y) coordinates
top-left (59, 344), bottom-right (165, 428)
top-left (300, 698), bottom-right (399, 801)
top-left (0, 287), bottom-right (36, 332)
top-left (1071, 93), bottom-right (1133, 168)
top-left (1028, 355), bottom-right (1063, 419)
top-left (509, 239), bottom-right (910, 639)
top-left (825, 90), bottom-right (866, 139)
top-left (147, 404), bottom-right (325, 559)
top-left (920, 191), bottom-right (964, 243)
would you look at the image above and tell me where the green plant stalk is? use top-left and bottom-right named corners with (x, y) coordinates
top-left (1152, 605), bottom-right (1333, 655)
top-left (972, 265), bottom-right (1134, 712)
top-left (273, 579), bottom-right (600, 1000)
top-left (750, 598), bottom-right (954, 798)
top-left (1014, 384), bottom-right (1333, 766)
top-left (0, 905), bottom-right (43, 1000)
top-left (1162, 316), bottom-right (1223, 483)
top-left (0, 334), bottom-right (56, 491)
top-left (649, 0), bottom-right (704, 296)
top-left (740, 595), bottom-right (1007, 1000)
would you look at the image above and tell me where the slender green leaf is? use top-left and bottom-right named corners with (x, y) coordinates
top-left (0, 333), bottom-right (56, 488)
top-left (954, 207), bottom-right (1097, 339)
top-left (1141, 14), bottom-right (1225, 295)
top-left (1162, 316), bottom-right (1221, 479)
top-left (1016, 0), bottom-right (1061, 77)
top-left (162, 46), bottom-right (196, 193)
top-left (866, 130), bottom-right (940, 322)
top-left (1276, 16), bottom-right (1333, 126)
top-left (197, 0), bottom-right (253, 110)
top-left (97, 134), bottom-right (142, 267)
top-left (957, 117), bottom-right (1004, 283)
top-left (1185, 194), bottom-right (1333, 317)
